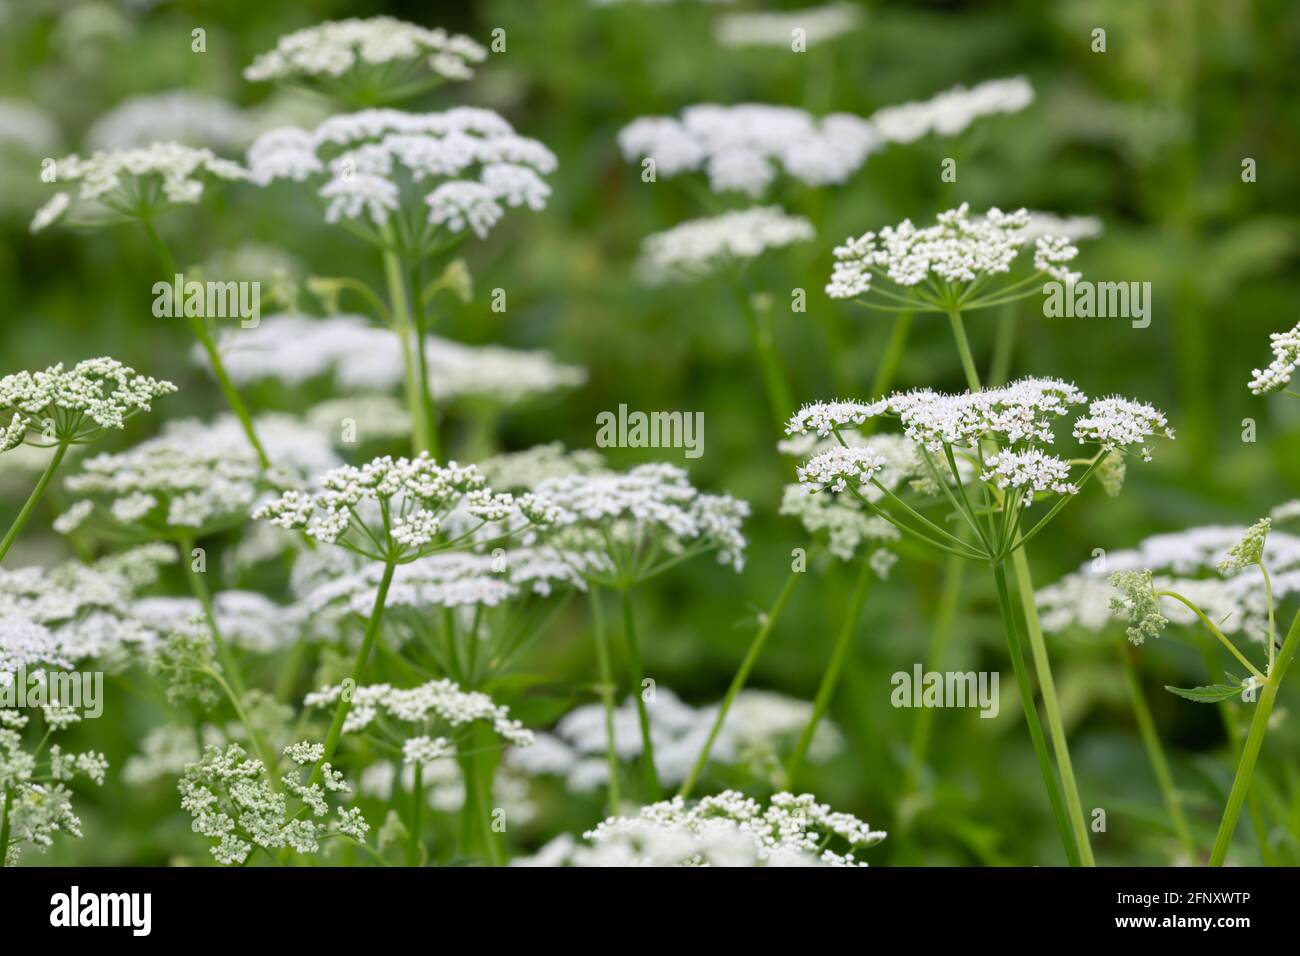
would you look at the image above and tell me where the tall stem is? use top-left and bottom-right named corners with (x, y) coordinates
top-left (945, 308), bottom-right (982, 392)
top-left (589, 587), bottom-right (621, 812)
top-left (380, 236), bottom-right (434, 456)
top-left (1209, 605), bottom-right (1300, 866)
top-left (1119, 646), bottom-right (1197, 862)
top-left (140, 220), bottom-right (269, 468)
top-left (312, 559), bottom-right (397, 785)
top-left (680, 569), bottom-right (800, 799)
top-left (786, 557), bottom-right (872, 782)
top-left (619, 588), bottom-right (659, 799)
top-left (737, 286), bottom-right (793, 430)
top-left (992, 562), bottom-right (1081, 866)
top-left (902, 554), bottom-right (966, 792)
top-left (1010, 547), bottom-right (1095, 865)
top-left (0, 786), bottom-right (12, 867)
top-left (408, 257), bottom-right (440, 460)
top-left (0, 443), bottom-right (67, 563)
top-left (868, 312), bottom-right (913, 399)
top-left (407, 762), bottom-right (423, 867)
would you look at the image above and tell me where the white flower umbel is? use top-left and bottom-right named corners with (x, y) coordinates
top-left (29, 142), bottom-right (247, 233)
top-left (619, 105), bottom-right (878, 198)
top-left (980, 449), bottom-right (1079, 504)
top-left (1071, 396), bottom-right (1176, 462)
top-left (715, 4), bottom-right (863, 49)
top-left (478, 443), bottom-right (608, 491)
top-left (246, 108), bottom-right (556, 247)
top-left (534, 462), bottom-right (750, 578)
top-left (1, 707), bottom-right (107, 865)
top-left (513, 790), bottom-right (884, 867)
top-left (86, 91), bottom-right (252, 151)
top-left (868, 76), bottom-right (1033, 144)
top-left (1247, 318), bottom-right (1300, 396)
top-left (0, 358), bottom-right (176, 562)
top-left (244, 17), bottom-right (487, 104)
top-left (304, 678), bottom-right (533, 748)
top-left (826, 203), bottom-right (1082, 310)
top-left (636, 206), bottom-right (814, 284)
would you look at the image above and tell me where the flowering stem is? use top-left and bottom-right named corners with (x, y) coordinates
top-left (1155, 590), bottom-right (1266, 682)
top-left (786, 556), bottom-right (872, 783)
top-left (178, 537), bottom-right (245, 702)
top-left (379, 234), bottom-right (435, 456)
top-left (869, 312), bottom-right (913, 399)
top-left (407, 762), bottom-right (423, 867)
top-left (0, 786), bottom-right (12, 867)
top-left (1209, 604), bottom-right (1300, 866)
top-left (408, 257), bottom-right (441, 460)
top-left (589, 587), bottom-right (620, 813)
top-left (992, 561), bottom-right (1081, 866)
top-left (945, 309), bottom-right (982, 392)
top-left (735, 284), bottom-right (793, 431)
top-left (619, 588), bottom-right (660, 799)
top-left (680, 568), bottom-right (801, 799)
top-left (0, 442), bottom-right (66, 563)
top-left (1119, 646), bottom-right (1197, 862)
top-left (139, 219), bottom-right (269, 469)
top-left (312, 558), bottom-right (397, 786)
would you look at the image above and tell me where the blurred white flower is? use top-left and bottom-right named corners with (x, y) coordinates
top-left (868, 76), bottom-right (1033, 144)
top-left (636, 206), bottom-right (814, 284)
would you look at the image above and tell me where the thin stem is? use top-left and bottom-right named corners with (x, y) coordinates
top-left (992, 561), bottom-right (1081, 866)
top-left (1259, 563), bottom-right (1276, 673)
top-left (407, 762), bottom-right (423, 867)
top-left (619, 588), bottom-right (659, 799)
top-left (408, 257), bottom-right (441, 460)
top-left (179, 537), bottom-right (246, 702)
top-left (380, 230), bottom-right (434, 456)
top-left (736, 284), bottom-right (793, 430)
top-left (868, 313), bottom-right (913, 399)
top-left (1155, 590), bottom-right (1266, 681)
top-left (1119, 646), bottom-right (1197, 863)
top-left (945, 309), bottom-right (982, 392)
top-left (988, 307), bottom-right (1017, 386)
top-left (589, 587), bottom-right (620, 813)
top-left (1009, 548), bottom-right (1095, 865)
top-left (0, 443), bottom-right (67, 563)
top-left (786, 556), bottom-right (872, 782)
top-left (1209, 605), bottom-right (1300, 866)
top-left (311, 559), bottom-right (397, 786)
top-left (902, 554), bottom-right (966, 793)
top-left (680, 568), bottom-right (801, 799)
top-left (0, 786), bottom-right (12, 867)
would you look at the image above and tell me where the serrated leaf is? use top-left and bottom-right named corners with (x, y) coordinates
top-left (1165, 682), bottom-right (1243, 703)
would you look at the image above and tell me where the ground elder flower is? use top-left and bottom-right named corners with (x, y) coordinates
top-left (619, 104), bottom-right (878, 198)
top-left (785, 399), bottom-right (888, 437)
top-left (0, 358), bottom-right (175, 448)
top-left (1219, 518), bottom-right (1270, 574)
top-left (826, 203), bottom-right (1080, 310)
top-left (1247, 319), bottom-right (1300, 396)
top-left (980, 449), bottom-right (1078, 503)
top-left (1072, 396), bottom-right (1176, 461)
top-left (888, 377), bottom-right (1088, 450)
top-left (305, 678), bottom-right (533, 747)
top-left (715, 4), bottom-right (863, 49)
top-left (30, 142), bottom-right (246, 233)
top-left (796, 446), bottom-right (886, 494)
top-left (868, 76), bottom-right (1033, 144)
top-left (636, 206), bottom-right (814, 284)
top-left (86, 91), bottom-right (252, 151)
top-left (244, 17), bottom-right (487, 95)
top-left (246, 109), bottom-right (556, 243)
top-left (515, 790), bottom-right (884, 867)
top-left (1108, 570), bottom-right (1168, 645)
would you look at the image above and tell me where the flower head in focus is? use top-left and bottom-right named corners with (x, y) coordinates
top-left (1247, 318), bottom-right (1300, 396)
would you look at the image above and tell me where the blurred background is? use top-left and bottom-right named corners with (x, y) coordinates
top-left (2, 0), bottom-right (1299, 865)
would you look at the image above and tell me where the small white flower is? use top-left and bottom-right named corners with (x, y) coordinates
top-left (636, 206), bottom-right (814, 284)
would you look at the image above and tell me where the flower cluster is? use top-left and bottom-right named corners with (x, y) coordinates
top-left (636, 206), bottom-right (814, 284)
top-left (245, 17), bottom-right (487, 90)
top-left (619, 104), bottom-right (879, 197)
top-left (254, 453), bottom-right (553, 562)
top-left (515, 790), bottom-right (885, 867)
top-left (246, 109), bottom-right (556, 240)
top-left (31, 142), bottom-right (247, 233)
top-left (533, 462), bottom-right (750, 575)
top-left (867, 76), bottom-right (1034, 144)
top-left (827, 204), bottom-right (1081, 304)
top-left (304, 678), bottom-right (533, 748)
top-left (715, 3), bottom-right (863, 48)
top-left (1247, 318), bottom-right (1300, 396)
top-left (0, 358), bottom-right (175, 449)
top-left (178, 742), bottom-right (368, 865)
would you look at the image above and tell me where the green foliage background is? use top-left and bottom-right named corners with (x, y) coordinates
top-left (3, 0), bottom-right (1300, 865)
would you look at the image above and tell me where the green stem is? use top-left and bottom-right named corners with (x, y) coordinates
top-left (1010, 547), bottom-right (1095, 865)
top-left (380, 235), bottom-right (434, 456)
top-left (945, 309), bottom-right (982, 392)
top-left (737, 286), bottom-right (793, 430)
top-left (680, 569), bottom-right (801, 799)
top-left (0, 787), bottom-right (12, 867)
top-left (408, 257), bottom-right (441, 460)
top-left (619, 588), bottom-right (659, 799)
top-left (407, 762), bottom-right (423, 867)
top-left (992, 562), bottom-right (1081, 866)
top-left (786, 556), bottom-right (872, 783)
top-left (1208, 605), bottom-right (1300, 866)
top-left (312, 559), bottom-right (397, 786)
top-left (589, 587), bottom-right (621, 813)
top-left (179, 537), bottom-right (246, 702)
top-left (868, 312), bottom-right (913, 399)
top-left (1119, 646), bottom-right (1197, 863)
top-left (0, 442), bottom-right (67, 563)
top-left (988, 307), bottom-right (1017, 386)
top-left (902, 554), bottom-right (966, 793)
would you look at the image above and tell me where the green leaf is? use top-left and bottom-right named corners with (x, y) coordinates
top-left (1165, 682), bottom-right (1244, 703)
